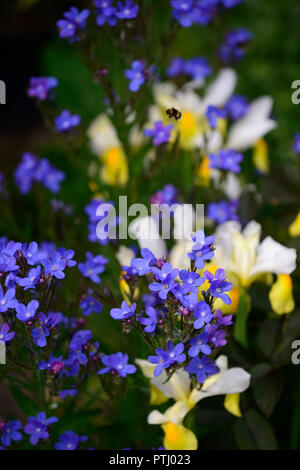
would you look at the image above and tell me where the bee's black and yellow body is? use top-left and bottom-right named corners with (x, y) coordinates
top-left (166, 108), bottom-right (182, 121)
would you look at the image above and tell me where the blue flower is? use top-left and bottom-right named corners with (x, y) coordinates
top-left (219, 28), bottom-right (253, 64)
top-left (184, 57), bottom-right (212, 80)
top-left (0, 323), bottom-right (15, 343)
top-left (207, 200), bottom-right (239, 224)
top-left (32, 318), bottom-right (50, 348)
top-left (171, 0), bottom-right (194, 27)
top-left (55, 431), bottom-right (88, 450)
top-left (94, 0), bottom-right (118, 26)
top-left (225, 94), bottom-right (249, 120)
top-left (57, 7), bottom-right (90, 41)
top-left (188, 230), bottom-right (215, 270)
top-left (1, 420), bottom-right (22, 447)
top-left (205, 105), bottom-right (227, 129)
top-left (116, 0), bottom-right (139, 19)
top-left (22, 241), bottom-right (43, 265)
top-left (125, 61), bottom-right (146, 92)
top-left (80, 295), bottom-right (103, 316)
top-left (16, 300), bottom-right (39, 322)
top-left (204, 268), bottom-right (232, 305)
top-left (27, 76), bottom-right (58, 101)
top-left (166, 57), bottom-right (185, 77)
top-left (98, 352), bottom-right (136, 377)
top-left (140, 306), bottom-right (158, 333)
top-left (209, 148), bottom-right (243, 173)
top-left (150, 184), bottom-right (178, 206)
top-left (149, 263), bottom-right (179, 300)
top-left (38, 354), bottom-right (64, 373)
top-left (148, 341), bottom-right (186, 377)
top-left (131, 248), bottom-right (156, 275)
top-left (185, 356), bottom-right (218, 383)
top-left (193, 301), bottom-right (213, 329)
top-left (0, 287), bottom-right (18, 313)
top-left (17, 266), bottom-right (41, 290)
top-left (24, 412), bottom-right (58, 446)
top-left (110, 300), bottom-right (136, 320)
top-left (293, 133), bottom-right (300, 155)
top-left (144, 121), bottom-right (174, 146)
top-left (188, 332), bottom-right (211, 357)
top-left (59, 389), bottom-right (78, 399)
top-left (34, 159), bottom-right (65, 193)
top-left (78, 252), bottom-right (108, 284)
top-left (42, 251), bottom-right (66, 279)
top-left (207, 325), bottom-right (227, 347)
top-left (179, 270), bottom-right (204, 295)
top-left (221, 0), bottom-right (244, 8)
top-left (55, 110), bottom-right (81, 132)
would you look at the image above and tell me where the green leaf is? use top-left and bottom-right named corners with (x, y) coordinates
top-left (235, 409), bottom-right (278, 450)
top-left (253, 370), bottom-right (283, 418)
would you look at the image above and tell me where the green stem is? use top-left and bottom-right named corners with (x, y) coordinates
top-left (233, 289), bottom-right (250, 348)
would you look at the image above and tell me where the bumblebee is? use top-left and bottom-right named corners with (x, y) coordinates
top-left (166, 107), bottom-right (182, 121)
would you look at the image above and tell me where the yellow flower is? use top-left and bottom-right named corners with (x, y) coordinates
top-left (269, 274), bottom-right (295, 315)
top-left (224, 393), bottom-right (242, 418)
top-left (163, 422), bottom-right (198, 451)
top-left (252, 138), bottom-right (270, 174)
top-left (100, 147), bottom-right (128, 186)
top-left (195, 156), bottom-right (211, 187)
top-left (288, 212), bottom-right (300, 237)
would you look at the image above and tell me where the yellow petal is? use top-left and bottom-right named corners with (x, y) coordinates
top-left (150, 385), bottom-right (169, 406)
top-left (288, 212), bottom-right (300, 237)
top-left (119, 271), bottom-right (139, 305)
top-left (100, 147), bottom-right (128, 186)
top-left (195, 156), bottom-right (211, 187)
top-left (252, 138), bottom-right (270, 174)
top-left (224, 393), bottom-right (242, 418)
top-left (163, 422), bottom-right (198, 450)
top-left (269, 274), bottom-right (295, 315)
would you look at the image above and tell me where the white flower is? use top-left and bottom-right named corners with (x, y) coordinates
top-left (87, 114), bottom-right (121, 155)
top-left (143, 355), bottom-right (251, 425)
top-left (214, 221), bottom-right (297, 287)
top-left (116, 245), bottom-right (135, 267)
top-left (226, 96), bottom-right (277, 151)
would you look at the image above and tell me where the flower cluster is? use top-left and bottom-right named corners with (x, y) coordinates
top-left (78, 251), bottom-right (108, 283)
top-left (170, 0), bottom-right (244, 28)
top-left (219, 28), bottom-right (253, 64)
top-left (94, 0), bottom-right (139, 27)
top-left (209, 148), bottom-right (244, 173)
top-left (27, 76), bottom-right (58, 101)
top-left (57, 7), bottom-right (90, 42)
top-left (0, 414), bottom-right (88, 450)
top-left (110, 230), bottom-right (233, 385)
top-left (207, 200), bottom-right (239, 224)
top-left (55, 110), bottom-right (81, 132)
top-left (144, 121), bottom-right (174, 146)
top-left (167, 56), bottom-right (212, 81)
top-left (14, 153), bottom-right (65, 195)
